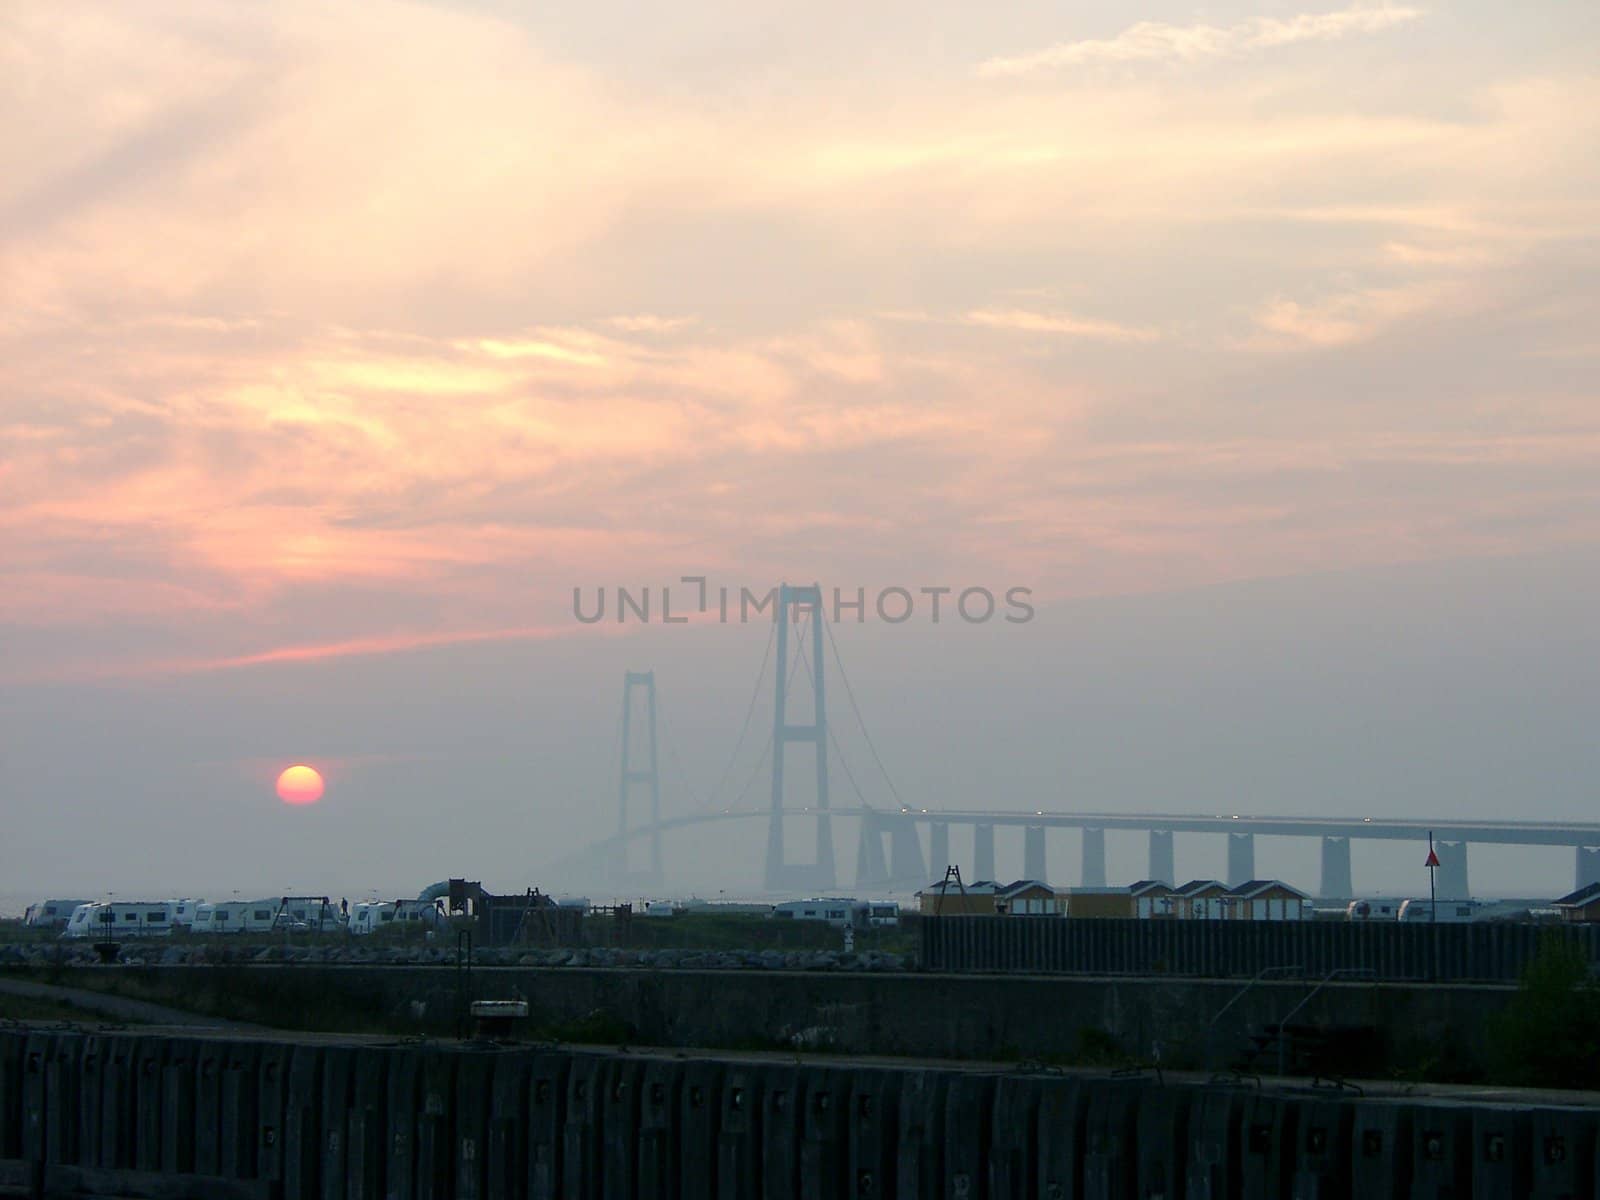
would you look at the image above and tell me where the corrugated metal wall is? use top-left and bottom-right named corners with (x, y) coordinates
top-left (919, 917), bottom-right (1600, 981)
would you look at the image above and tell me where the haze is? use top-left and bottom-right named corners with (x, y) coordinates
top-left (2, 2), bottom-right (1597, 906)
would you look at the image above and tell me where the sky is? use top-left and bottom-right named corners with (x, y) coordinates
top-left (2, 2), bottom-right (1597, 906)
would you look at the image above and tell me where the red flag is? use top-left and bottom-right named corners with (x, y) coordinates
top-left (1425, 849), bottom-right (1440, 868)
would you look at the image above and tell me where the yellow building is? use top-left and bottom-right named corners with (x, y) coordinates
top-left (995, 881), bottom-right (1066, 915)
top-left (1222, 880), bottom-right (1310, 921)
top-left (1063, 880), bottom-right (1173, 918)
top-left (916, 879), bottom-right (997, 916)
top-left (1172, 880), bottom-right (1229, 920)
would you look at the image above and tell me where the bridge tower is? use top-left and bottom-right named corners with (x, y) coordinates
top-left (614, 670), bottom-right (663, 890)
top-left (764, 584), bottom-right (836, 893)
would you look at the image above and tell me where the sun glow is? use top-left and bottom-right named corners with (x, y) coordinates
top-left (275, 764), bottom-right (325, 805)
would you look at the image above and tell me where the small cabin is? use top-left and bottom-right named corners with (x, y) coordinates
top-left (1223, 880), bottom-right (1310, 921)
top-left (1130, 880), bottom-right (1175, 919)
top-left (1552, 882), bottom-right (1600, 924)
top-left (1170, 880), bottom-right (1229, 920)
top-left (994, 880), bottom-right (1063, 916)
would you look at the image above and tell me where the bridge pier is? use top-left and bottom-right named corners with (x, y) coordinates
top-left (854, 814), bottom-right (889, 889)
top-left (1147, 831), bottom-right (1174, 885)
top-left (1574, 851), bottom-right (1600, 896)
top-left (1320, 836), bottom-right (1353, 898)
top-left (1081, 828), bottom-right (1106, 888)
top-left (1577, 847), bottom-right (1600, 892)
top-left (974, 823), bottom-right (995, 882)
top-left (1226, 833), bottom-right (1254, 887)
top-left (1436, 840), bottom-right (1469, 899)
top-left (890, 816), bottom-right (927, 883)
top-left (929, 822), bottom-right (950, 878)
top-left (1024, 826), bottom-right (1047, 882)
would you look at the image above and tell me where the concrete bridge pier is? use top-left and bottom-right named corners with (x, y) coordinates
top-left (890, 815), bottom-right (927, 883)
top-left (929, 822), bottom-right (950, 878)
top-left (1081, 828), bottom-right (1107, 888)
top-left (853, 814), bottom-right (888, 889)
top-left (1024, 826), bottom-right (1047, 882)
top-left (1435, 840), bottom-right (1470, 899)
top-left (1577, 846), bottom-right (1600, 892)
top-left (1226, 833), bottom-right (1255, 887)
top-left (1320, 836), bottom-right (1353, 898)
top-left (1148, 831), bottom-right (1174, 885)
top-left (974, 823), bottom-right (995, 882)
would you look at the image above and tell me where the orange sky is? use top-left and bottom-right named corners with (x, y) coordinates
top-left (3, 1), bottom-right (1598, 685)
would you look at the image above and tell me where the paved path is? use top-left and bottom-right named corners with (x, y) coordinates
top-left (0, 976), bottom-right (266, 1029)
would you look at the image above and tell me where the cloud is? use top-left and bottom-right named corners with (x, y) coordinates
top-left (2, 0), bottom-right (1596, 690)
top-left (964, 309), bottom-right (1158, 344)
top-left (978, 5), bottom-right (1422, 78)
top-left (465, 337), bottom-right (608, 367)
top-left (1246, 282), bottom-right (1458, 348)
top-left (607, 315), bottom-right (699, 334)
top-left (0, 622), bottom-right (590, 687)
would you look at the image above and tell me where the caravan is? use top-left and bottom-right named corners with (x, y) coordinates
top-left (191, 901), bottom-right (253, 935)
top-left (24, 900), bottom-right (91, 929)
top-left (1398, 898), bottom-right (1484, 923)
top-left (348, 898), bottom-right (442, 935)
top-left (164, 899), bottom-right (204, 930)
top-left (61, 902), bottom-right (175, 938)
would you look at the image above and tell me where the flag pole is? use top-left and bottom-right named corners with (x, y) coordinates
top-left (1428, 831), bottom-right (1437, 924)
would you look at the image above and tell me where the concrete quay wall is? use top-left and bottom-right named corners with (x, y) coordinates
top-left (105, 964), bottom-right (1511, 1072)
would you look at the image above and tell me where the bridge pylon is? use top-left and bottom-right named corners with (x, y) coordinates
top-left (612, 670), bottom-right (664, 891)
top-left (764, 584), bottom-right (836, 893)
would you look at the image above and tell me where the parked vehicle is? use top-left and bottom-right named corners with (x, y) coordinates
top-left (23, 900), bottom-right (91, 929)
top-left (61, 902), bottom-right (174, 938)
top-left (1398, 898), bottom-right (1484, 923)
top-left (1345, 897), bottom-right (1405, 921)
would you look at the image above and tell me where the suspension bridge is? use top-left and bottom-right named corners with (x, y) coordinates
top-left (553, 584), bottom-right (1600, 899)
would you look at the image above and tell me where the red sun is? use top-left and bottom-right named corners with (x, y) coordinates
top-left (276, 764), bottom-right (325, 805)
